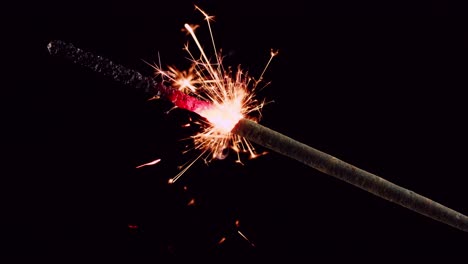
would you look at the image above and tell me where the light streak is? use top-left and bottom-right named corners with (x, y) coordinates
top-left (237, 230), bottom-right (255, 247)
top-left (135, 158), bottom-right (161, 168)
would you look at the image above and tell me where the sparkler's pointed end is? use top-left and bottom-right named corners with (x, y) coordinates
top-left (46, 41), bottom-right (54, 54)
top-left (47, 40), bottom-right (61, 55)
top-left (168, 178), bottom-right (174, 185)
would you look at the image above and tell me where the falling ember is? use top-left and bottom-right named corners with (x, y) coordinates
top-left (217, 219), bottom-right (255, 248)
top-left (187, 198), bottom-right (196, 206)
top-left (218, 237), bottom-right (226, 245)
top-left (135, 158), bottom-right (161, 168)
top-left (150, 7), bottom-right (277, 182)
top-left (238, 230), bottom-right (255, 247)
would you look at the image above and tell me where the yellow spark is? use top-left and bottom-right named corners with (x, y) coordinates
top-left (167, 65), bottom-right (199, 93)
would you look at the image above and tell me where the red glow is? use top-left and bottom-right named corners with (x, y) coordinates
top-left (158, 83), bottom-right (211, 114)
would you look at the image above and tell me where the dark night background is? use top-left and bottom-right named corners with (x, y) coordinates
top-left (6, 0), bottom-right (468, 262)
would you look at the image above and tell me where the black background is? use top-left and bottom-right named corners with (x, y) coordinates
top-left (7, 0), bottom-right (468, 262)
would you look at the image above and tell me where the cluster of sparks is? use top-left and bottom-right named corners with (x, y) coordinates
top-left (133, 6), bottom-right (277, 251)
top-left (143, 6), bottom-right (277, 183)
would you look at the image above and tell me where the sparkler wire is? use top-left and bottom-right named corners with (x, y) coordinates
top-left (47, 40), bottom-right (468, 232)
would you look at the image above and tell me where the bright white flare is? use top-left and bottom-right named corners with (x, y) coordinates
top-left (199, 101), bottom-right (244, 134)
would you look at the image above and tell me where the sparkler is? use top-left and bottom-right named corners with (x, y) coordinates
top-left (46, 10), bottom-right (468, 232)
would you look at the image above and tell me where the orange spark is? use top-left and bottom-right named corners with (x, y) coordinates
top-left (218, 237), bottom-right (226, 245)
top-left (238, 230), bottom-right (255, 247)
top-left (187, 198), bottom-right (196, 206)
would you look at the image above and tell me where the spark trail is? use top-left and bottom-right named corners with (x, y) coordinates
top-left (46, 14), bottom-right (468, 232)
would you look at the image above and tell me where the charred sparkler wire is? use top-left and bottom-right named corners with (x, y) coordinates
top-left (47, 40), bottom-right (468, 232)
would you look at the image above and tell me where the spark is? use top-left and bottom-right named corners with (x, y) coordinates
top-left (216, 219), bottom-right (256, 248)
top-left (154, 8), bottom-right (276, 181)
top-left (187, 198), bottom-right (196, 206)
top-left (169, 150), bottom-right (207, 183)
top-left (235, 219), bottom-right (255, 247)
top-left (218, 237), bottom-right (226, 245)
top-left (135, 158), bottom-right (161, 168)
top-left (237, 230), bottom-right (255, 247)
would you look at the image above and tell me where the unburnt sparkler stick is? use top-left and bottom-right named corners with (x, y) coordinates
top-left (47, 40), bottom-right (468, 232)
top-left (47, 40), bottom-right (211, 113)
